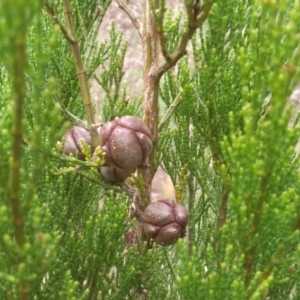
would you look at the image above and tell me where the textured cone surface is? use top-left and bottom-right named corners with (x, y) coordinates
top-left (117, 116), bottom-right (151, 136)
top-left (135, 132), bottom-right (153, 161)
top-left (143, 199), bottom-right (188, 246)
top-left (174, 205), bottom-right (189, 228)
top-left (63, 125), bottom-right (92, 160)
top-left (153, 223), bottom-right (183, 246)
top-left (100, 166), bottom-right (134, 182)
top-left (109, 126), bottom-right (143, 169)
top-left (99, 116), bottom-right (153, 169)
top-left (143, 201), bottom-right (174, 226)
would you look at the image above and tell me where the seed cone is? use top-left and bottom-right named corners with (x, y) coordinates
top-left (99, 116), bottom-right (153, 169)
top-left (63, 124), bottom-right (92, 160)
top-left (100, 166), bottom-right (134, 182)
top-left (142, 199), bottom-right (188, 246)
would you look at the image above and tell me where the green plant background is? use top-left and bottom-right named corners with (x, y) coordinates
top-left (0, 0), bottom-right (300, 299)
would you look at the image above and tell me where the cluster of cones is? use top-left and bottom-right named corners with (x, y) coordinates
top-left (62, 116), bottom-right (188, 247)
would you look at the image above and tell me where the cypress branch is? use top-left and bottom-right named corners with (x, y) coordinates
top-left (62, 0), bottom-right (98, 146)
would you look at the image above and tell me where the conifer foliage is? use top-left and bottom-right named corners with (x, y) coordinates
top-left (0, 0), bottom-right (300, 299)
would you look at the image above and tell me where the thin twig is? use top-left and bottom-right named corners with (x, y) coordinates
top-left (244, 173), bottom-right (269, 285)
top-left (73, 170), bottom-right (132, 196)
top-left (158, 66), bottom-right (198, 132)
top-left (187, 178), bottom-right (195, 257)
top-left (61, 107), bottom-right (88, 128)
top-left (156, 0), bottom-right (172, 62)
top-left (217, 185), bottom-right (229, 230)
top-left (215, 184), bottom-right (229, 255)
top-left (246, 246), bottom-right (285, 300)
top-left (84, 6), bottom-right (103, 68)
top-left (159, 33), bottom-right (172, 63)
top-left (157, 0), bottom-right (214, 78)
top-left (43, 1), bottom-right (74, 44)
top-left (10, 37), bottom-right (26, 250)
top-left (7, 10), bottom-right (29, 300)
top-left (62, 0), bottom-right (98, 147)
top-left (52, 153), bottom-right (99, 167)
top-left (141, 0), bottom-right (161, 194)
top-left (116, 0), bottom-right (143, 38)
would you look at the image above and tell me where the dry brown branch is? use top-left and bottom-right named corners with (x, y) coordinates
top-left (116, 0), bottom-right (143, 38)
top-left (130, 0), bottom-right (215, 251)
top-left (62, 0), bottom-right (99, 147)
top-left (157, 0), bottom-right (214, 77)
